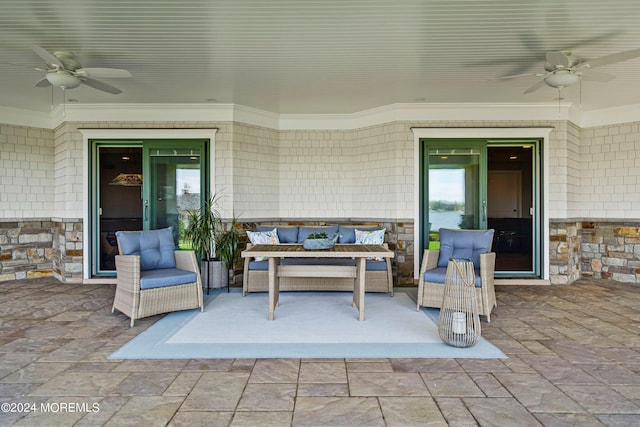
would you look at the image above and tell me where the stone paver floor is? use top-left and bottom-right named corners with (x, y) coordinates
top-left (1, 277), bottom-right (639, 426)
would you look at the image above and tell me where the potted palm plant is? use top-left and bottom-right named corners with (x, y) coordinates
top-left (215, 216), bottom-right (240, 291)
top-left (185, 194), bottom-right (227, 291)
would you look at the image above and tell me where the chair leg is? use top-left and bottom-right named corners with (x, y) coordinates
top-left (111, 306), bottom-right (115, 314)
top-left (130, 318), bottom-right (135, 327)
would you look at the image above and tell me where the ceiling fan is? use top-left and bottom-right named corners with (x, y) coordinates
top-left (26, 46), bottom-right (132, 94)
top-left (500, 48), bottom-right (640, 94)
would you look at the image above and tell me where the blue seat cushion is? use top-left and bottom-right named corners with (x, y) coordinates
top-left (139, 268), bottom-right (198, 289)
top-left (424, 266), bottom-right (482, 287)
top-left (437, 228), bottom-right (494, 268)
top-left (257, 226), bottom-right (299, 243)
top-left (280, 257), bottom-right (355, 267)
top-left (365, 260), bottom-right (388, 271)
top-left (338, 225), bottom-right (382, 243)
top-left (116, 227), bottom-right (177, 271)
top-left (249, 260), bottom-right (269, 271)
top-left (297, 226), bottom-right (339, 243)
top-left (248, 257), bottom-right (386, 271)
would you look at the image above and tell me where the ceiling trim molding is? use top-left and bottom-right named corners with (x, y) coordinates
top-left (278, 102), bottom-right (575, 130)
top-left (3, 101), bottom-right (640, 131)
top-left (0, 106), bottom-right (52, 129)
top-left (578, 103), bottom-right (640, 128)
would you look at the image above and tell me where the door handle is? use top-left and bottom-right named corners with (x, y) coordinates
top-left (144, 200), bottom-right (149, 221)
top-left (482, 200), bottom-right (487, 222)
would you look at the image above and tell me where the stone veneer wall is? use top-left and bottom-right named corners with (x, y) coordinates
top-left (550, 219), bottom-right (640, 284)
top-left (232, 219), bottom-right (415, 287)
top-left (52, 218), bottom-right (83, 283)
top-left (0, 218), bottom-right (82, 283)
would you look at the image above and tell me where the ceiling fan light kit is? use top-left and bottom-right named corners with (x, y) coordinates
top-left (45, 71), bottom-right (82, 89)
top-left (543, 71), bottom-right (580, 88)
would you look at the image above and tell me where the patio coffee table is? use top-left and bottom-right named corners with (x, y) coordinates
top-left (241, 244), bottom-right (394, 321)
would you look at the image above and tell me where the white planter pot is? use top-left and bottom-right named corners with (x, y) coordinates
top-left (201, 260), bottom-right (229, 291)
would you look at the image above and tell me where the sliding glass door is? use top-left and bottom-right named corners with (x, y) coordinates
top-left (421, 139), bottom-right (540, 277)
top-left (91, 140), bottom-right (207, 275)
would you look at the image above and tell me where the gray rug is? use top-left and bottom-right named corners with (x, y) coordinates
top-left (109, 289), bottom-right (506, 359)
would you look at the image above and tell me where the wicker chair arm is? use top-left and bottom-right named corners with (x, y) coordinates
top-left (479, 252), bottom-right (496, 285)
top-left (421, 249), bottom-right (440, 273)
top-left (174, 250), bottom-right (202, 287)
top-left (114, 255), bottom-right (141, 293)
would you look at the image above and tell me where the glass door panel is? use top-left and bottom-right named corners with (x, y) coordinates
top-left (96, 146), bottom-right (143, 273)
top-left (425, 146), bottom-right (484, 248)
top-left (144, 146), bottom-right (203, 248)
top-left (487, 146), bottom-right (535, 273)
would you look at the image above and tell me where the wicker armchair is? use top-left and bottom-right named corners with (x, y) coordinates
top-left (112, 227), bottom-right (203, 327)
top-left (416, 229), bottom-right (497, 322)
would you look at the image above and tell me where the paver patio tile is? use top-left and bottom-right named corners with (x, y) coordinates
top-left (378, 396), bottom-right (447, 426)
top-left (299, 361), bottom-right (347, 383)
top-left (237, 383), bottom-right (297, 411)
top-left (168, 411), bottom-right (233, 427)
top-left (348, 372), bottom-right (429, 396)
top-left (249, 358), bottom-right (300, 383)
top-left (103, 396), bottom-right (184, 427)
top-left (292, 397), bottom-right (384, 426)
top-left (180, 371), bottom-right (249, 411)
top-left (494, 372), bottom-right (585, 413)
top-left (230, 411), bottom-right (292, 427)
top-left (29, 371), bottom-right (129, 397)
top-left (464, 397), bottom-right (543, 426)
top-left (421, 372), bottom-right (484, 397)
top-left (558, 384), bottom-right (640, 414)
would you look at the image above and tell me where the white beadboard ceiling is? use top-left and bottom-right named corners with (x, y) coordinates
top-left (1, 0), bottom-right (640, 114)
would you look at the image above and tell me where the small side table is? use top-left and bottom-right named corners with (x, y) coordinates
top-left (438, 258), bottom-right (481, 347)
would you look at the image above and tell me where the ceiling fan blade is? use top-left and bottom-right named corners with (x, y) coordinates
top-left (81, 77), bottom-right (122, 94)
top-left (499, 63), bottom-right (537, 78)
top-left (497, 72), bottom-right (539, 80)
top-left (546, 51), bottom-right (570, 68)
top-left (582, 70), bottom-right (615, 82)
top-left (586, 47), bottom-right (640, 68)
top-left (76, 67), bottom-right (132, 78)
top-left (35, 78), bottom-right (51, 88)
top-left (32, 46), bottom-right (64, 69)
top-left (523, 80), bottom-right (546, 94)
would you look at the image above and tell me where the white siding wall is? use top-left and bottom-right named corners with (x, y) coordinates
top-left (4, 117), bottom-right (639, 221)
top-left (232, 123), bottom-right (280, 218)
top-left (579, 121), bottom-right (640, 218)
top-left (0, 124), bottom-right (55, 218)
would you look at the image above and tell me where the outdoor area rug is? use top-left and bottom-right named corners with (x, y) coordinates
top-left (109, 289), bottom-right (506, 359)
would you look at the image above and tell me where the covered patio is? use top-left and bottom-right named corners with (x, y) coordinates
top-left (1, 277), bottom-right (638, 425)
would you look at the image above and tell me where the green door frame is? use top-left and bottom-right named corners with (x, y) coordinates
top-left (419, 137), bottom-right (541, 278)
top-left (90, 138), bottom-right (209, 276)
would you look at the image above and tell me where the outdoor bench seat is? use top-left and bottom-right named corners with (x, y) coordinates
top-left (243, 225), bottom-right (394, 295)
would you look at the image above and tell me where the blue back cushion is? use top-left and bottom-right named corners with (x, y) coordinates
top-left (116, 227), bottom-right (177, 271)
top-left (297, 226), bottom-right (339, 243)
top-left (338, 225), bottom-right (382, 243)
top-left (257, 226), bottom-right (299, 243)
top-left (437, 229), bottom-right (494, 268)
